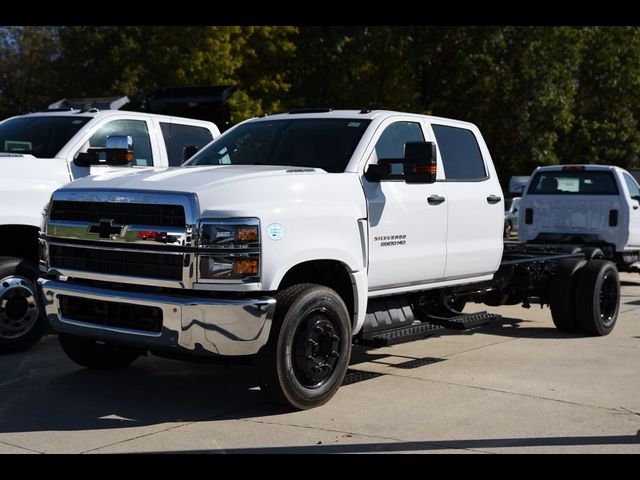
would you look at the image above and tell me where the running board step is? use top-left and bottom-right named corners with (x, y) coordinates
top-left (427, 311), bottom-right (501, 330)
top-left (358, 322), bottom-right (444, 347)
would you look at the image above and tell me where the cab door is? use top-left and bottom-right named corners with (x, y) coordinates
top-left (362, 118), bottom-right (448, 291)
top-left (427, 122), bottom-right (503, 278)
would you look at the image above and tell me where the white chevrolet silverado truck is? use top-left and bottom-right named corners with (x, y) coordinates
top-left (519, 164), bottom-right (640, 269)
top-left (37, 110), bottom-right (621, 409)
top-left (0, 109), bottom-right (219, 352)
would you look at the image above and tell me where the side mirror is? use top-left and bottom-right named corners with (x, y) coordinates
top-left (73, 134), bottom-right (135, 167)
top-left (183, 145), bottom-right (199, 163)
top-left (403, 141), bottom-right (437, 184)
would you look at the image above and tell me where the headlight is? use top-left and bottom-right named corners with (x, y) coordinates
top-left (198, 219), bottom-right (260, 281)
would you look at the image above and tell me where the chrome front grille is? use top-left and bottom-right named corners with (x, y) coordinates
top-left (43, 190), bottom-right (199, 288)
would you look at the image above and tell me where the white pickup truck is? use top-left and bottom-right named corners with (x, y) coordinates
top-left (37, 110), bottom-right (621, 409)
top-left (0, 109), bottom-right (219, 352)
top-left (518, 164), bottom-right (640, 268)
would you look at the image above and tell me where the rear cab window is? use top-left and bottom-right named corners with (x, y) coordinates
top-left (432, 124), bottom-right (487, 181)
top-left (527, 170), bottom-right (619, 195)
top-left (622, 172), bottom-right (640, 199)
top-left (160, 123), bottom-right (214, 167)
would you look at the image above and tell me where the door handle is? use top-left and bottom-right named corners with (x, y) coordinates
top-left (487, 195), bottom-right (502, 204)
top-left (634, 205), bottom-right (639, 210)
top-left (428, 195), bottom-right (445, 205)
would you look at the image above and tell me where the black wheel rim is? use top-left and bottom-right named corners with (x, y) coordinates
top-left (599, 271), bottom-right (618, 327)
top-left (292, 308), bottom-right (341, 389)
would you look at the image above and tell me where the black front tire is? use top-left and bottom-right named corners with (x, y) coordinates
top-left (550, 258), bottom-right (587, 332)
top-left (576, 260), bottom-right (620, 336)
top-left (255, 283), bottom-right (352, 410)
top-left (0, 257), bottom-right (48, 354)
top-left (59, 333), bottom-right (140, 369)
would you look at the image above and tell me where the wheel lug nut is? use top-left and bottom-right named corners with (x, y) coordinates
top-left (314, 325), bottom-right (323, 333)
top-left (331, 335), bottom-right (340, 341)
top-left (307, 339), bottom-right (318, 347)
top-left (330, 351), bottom-right (339, 358)
top-left (306, 355), bottom-right (315, 362)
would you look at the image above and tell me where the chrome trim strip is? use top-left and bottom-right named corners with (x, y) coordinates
top-left (47, 221), bottom-right (187, 246)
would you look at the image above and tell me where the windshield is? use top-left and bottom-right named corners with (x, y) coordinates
top-left (186, 118), bottom-right (371, 173)
top-left (0, 116), bottom-right (90, 158)
top-left (527, 170), bottom-right (619, 195)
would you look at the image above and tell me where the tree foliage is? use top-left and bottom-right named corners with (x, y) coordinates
top-left (2, 26), bottom-right (640, 183)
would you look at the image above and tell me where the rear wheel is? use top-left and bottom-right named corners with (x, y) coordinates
top-left (0, 257), bottom-right (47, 354)
top-left (255, 283), bottom-right (352, 410)
top-left (576, 260), bottom-right (619, 336)
top-left (59, 333), bottom-right (140, 369)
top-left (550, 258), bottom-right (587, 332)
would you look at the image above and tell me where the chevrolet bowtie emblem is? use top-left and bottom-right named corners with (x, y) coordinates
top-left (89, 219), bottom-right (123, 239)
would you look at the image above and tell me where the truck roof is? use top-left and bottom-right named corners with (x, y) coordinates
top-left (9, 109), bottom-right (217, 129)
top-left (533, 164), bottom-right (626, 174)
top-left (248, 109), bottom-right (479, 130)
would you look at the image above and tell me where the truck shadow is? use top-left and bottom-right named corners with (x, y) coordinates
top-left (432, 316), bottom-right (589, 340)
top-left (0, 343), bottom-right (287, 435)
top-left (0, 316), bottom-right (614, 437)
top-left (137, 430), bottom-right (640, 453)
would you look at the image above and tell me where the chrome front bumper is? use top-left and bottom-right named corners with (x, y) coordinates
top-left (37, 279), bottom-right (276, 357)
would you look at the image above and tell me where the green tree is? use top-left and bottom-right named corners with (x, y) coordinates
top-left (0, 26), bottom-right (61, 118)
top-left (287, 26), bottom-right (418, 111)
top-left (54, 26), bottom-right (297, 122)
top-left (559, 26), bottom-right (640, 170)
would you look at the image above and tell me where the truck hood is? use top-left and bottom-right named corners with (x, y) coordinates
top-left (58, 164), bottom-right (367, 235)
top-left (62, 165), bottom-right (322, 193)
top-left (0, 155), bottom-right (71, 227)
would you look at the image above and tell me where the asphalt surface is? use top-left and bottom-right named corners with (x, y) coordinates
top-left (1, 273), bottom-right (639, 454)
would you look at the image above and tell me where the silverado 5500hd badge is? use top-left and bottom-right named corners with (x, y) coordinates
top-left (374, 234), bottom-right (406, 247)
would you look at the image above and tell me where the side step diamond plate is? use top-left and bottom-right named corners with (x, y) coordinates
top-left (359, 322), bottom-right (444, 347)
top-left (428, 312), bottom-right (501, 330)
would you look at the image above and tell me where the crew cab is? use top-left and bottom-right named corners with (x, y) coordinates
top-left (0, 109), bottom-right (219, 352)
top-left (518, 164), bottom-right (640, 268)
top-left (37, 110), bottom-right (621, 409)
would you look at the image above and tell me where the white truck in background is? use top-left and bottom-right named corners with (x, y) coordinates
top-left (0, 107), bottom-right (219, 352)
top-left (37, 110), bottom-right (621, 409)
top-left (518, 164), bottom-right (640, 268)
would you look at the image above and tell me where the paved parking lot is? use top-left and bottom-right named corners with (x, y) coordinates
top-left (1, 273), bottom-right (639, 454)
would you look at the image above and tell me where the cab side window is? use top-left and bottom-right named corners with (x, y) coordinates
top-left (623, 172), bottom-right (640, 200)
top-left (432, 124), bottom-right (486, 181)
top-left (374, 122), bottom-right (424, 176)
top-left (160, 123), bottom-right (214, 167)
top-left (88, 120), bottom-right (154, 167)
